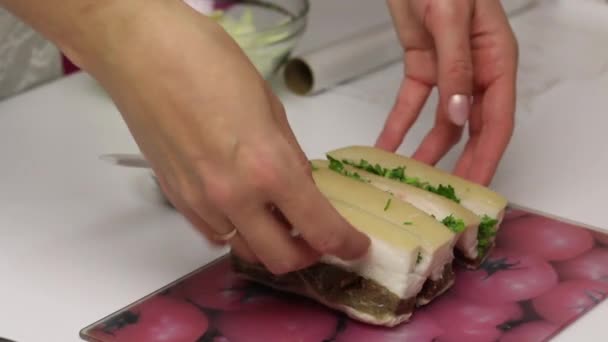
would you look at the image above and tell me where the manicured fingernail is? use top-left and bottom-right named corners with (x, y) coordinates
top-left (448, 94), bottom-right (470, 126)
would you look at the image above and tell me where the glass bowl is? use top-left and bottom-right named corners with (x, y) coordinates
top-left (186, 0), bottom-right (309, 79)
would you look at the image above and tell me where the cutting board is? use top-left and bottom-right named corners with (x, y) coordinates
top-left (79, 207), bottom-right (608, 342)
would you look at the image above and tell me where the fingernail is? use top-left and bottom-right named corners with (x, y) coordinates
top-left (448, 94), bottom-right (471, 126)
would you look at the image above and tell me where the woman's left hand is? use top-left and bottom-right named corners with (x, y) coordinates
top-left (376, 0), bottom-right (518, 186)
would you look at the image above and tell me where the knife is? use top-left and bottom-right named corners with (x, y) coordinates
top-left (100, 153), bottom-right (176, 207)
top-left (99, 153), bottom-right (151, 169)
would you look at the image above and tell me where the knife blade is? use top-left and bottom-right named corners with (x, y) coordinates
top-left (99, 153), bottom-right (151, 169)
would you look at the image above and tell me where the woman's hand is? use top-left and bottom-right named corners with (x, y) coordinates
top-left (376, 0), bottom-right (518, 185)
top-left (63, 1), bottom-right (370, 274)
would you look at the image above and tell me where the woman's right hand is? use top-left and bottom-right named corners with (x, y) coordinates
top-left (73, 1), bottom-right (370, 274)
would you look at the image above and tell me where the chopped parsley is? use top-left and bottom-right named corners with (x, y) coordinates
top-left (477, 215), bottom-right (499, 256)
top-left (340, 157), bottom-right (391, 178)
top-left (333, 156), bottom-right (460, 203)
top-left (416, 252), bottom-right (423, 264)
top-left (426, 184), bottom-right (459, 203)
top-left (341, 158), bottom-right (383, 176)
top-left (441, 214), bottom-right (466, 233)
top-left (384, 198), bottom-right (392, 211)
top-left (403, 221), bottom-right (413, 225)
top-left (326, 155), bottom-right (369, 183)
top-left (327, 155), bottom-right (344, 172)
top-left (310, 162), bottom-right (318, 171)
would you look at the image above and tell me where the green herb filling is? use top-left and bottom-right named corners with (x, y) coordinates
top-left (384, 198), bottom-right (392, 211)
top-left (331, 156), bottom-right (461, 203)
top-left (441, 214), bottom-right (466, 233)
top-left (477, 215), bottom-right (498, 255)
top-left (326, 155), bottom-right (369, 183)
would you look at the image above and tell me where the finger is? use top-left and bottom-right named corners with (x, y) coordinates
top-left (453, 137), bottom-right (476, 179)
top-left (179, 198), bottom-right (256, 263)
top-left (411, 107), bottom-right (463, 166)
top-left (387, 0), bottom-right (432, 49)
top-left (228, 201), bottom-right (320, 275)
top-left (176, 191), bottom-right (257, 263)
top-left (247, 134), bottom-right (371, 261)
top-left (426, 0), bottom-right (475, 126)
top-left (380, 0), bottom-right (436, 152)
top-left (229, 234), bottom-right (259, 264)
top-left (375, 77), bottom-right (432, 151)
top-left (154, 174), bottom-right (219, 239)
top-left (176, 179), bottom-right (242, 244)
top-left (268, 168), bottom-right (371, 261)
top-left (453, 93), bottom-right (484, 177)
top-left (158, 165), bottom-right (255, 264)
top-left (466, 77), bottom-right (515, 185)
top-left (461, 0), bottom-right (517, 185)
top-left (190, 202), bottom-right (239, 243)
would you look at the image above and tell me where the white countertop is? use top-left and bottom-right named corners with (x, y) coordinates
top-left (1, 1), bottom-right (608, 341)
